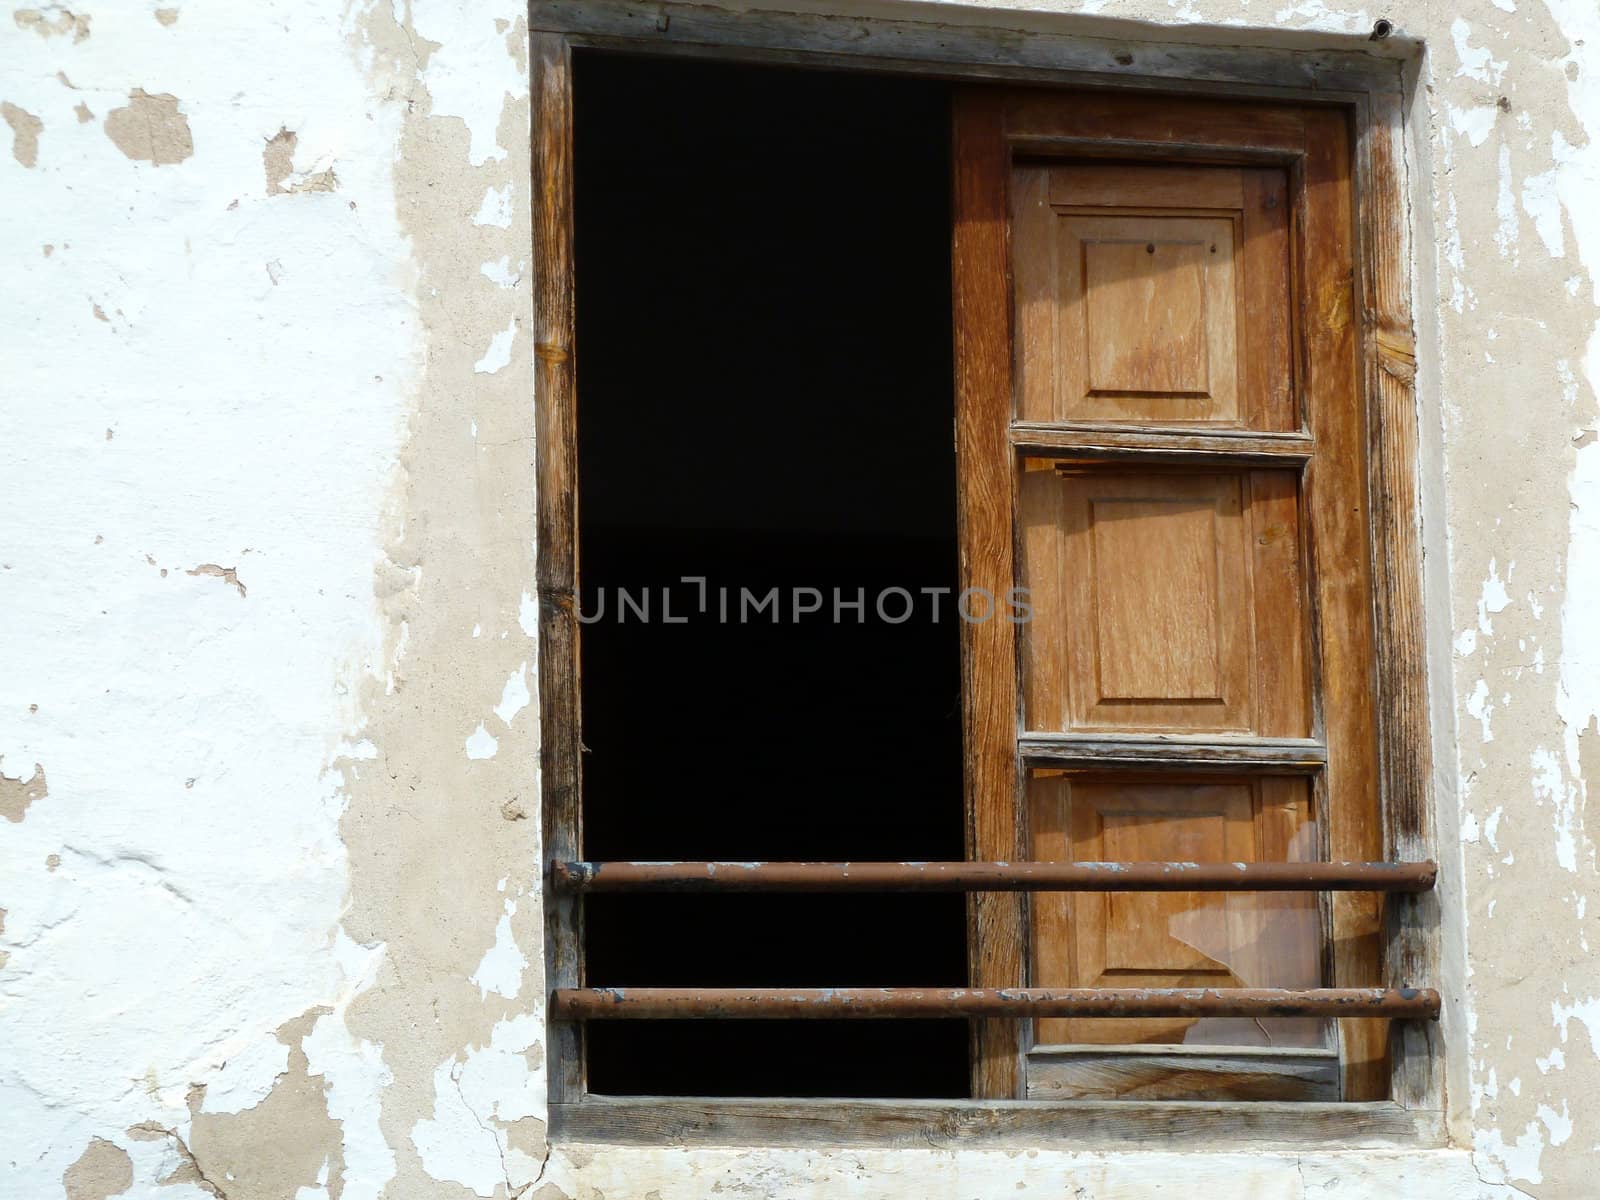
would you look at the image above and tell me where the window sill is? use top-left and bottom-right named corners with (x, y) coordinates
top-left (551, 1095), bottom-right (1445, 1150)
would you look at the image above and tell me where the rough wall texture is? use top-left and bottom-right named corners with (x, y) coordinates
top-left (0, 1), bottom-right (1595, 1198)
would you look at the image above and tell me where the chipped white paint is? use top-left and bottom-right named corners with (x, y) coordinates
top-left (1477, 559), bottom-right (1512, 634)
top-left (300, 931), bottom-right (396, 1200)
top-left (412, 1012), bottom-right (544, 1197)
top-left (464, 722), bottom-right (499, 760)
top-left (410, 2), bottom-right (527, 168)
top-left (471, 899), bottom-right (528, 1000)
top-left (493, 664), bottom-right (530, 726)
top-left (481, 254), bottom-right (521, 288)
top-left (5, 0), bottom-right (1600, 1197)
top-left (0, 1), bottom-right (417, 1191)
top-left (473, 183), bottom-right (513, 228)
top-left (472, 317), bottom-right (517, 375)
top-left (1523, 163), bottom-right (1566, 259)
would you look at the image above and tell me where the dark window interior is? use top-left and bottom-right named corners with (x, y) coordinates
top-left (574, 52), bottom-right (965, 1097)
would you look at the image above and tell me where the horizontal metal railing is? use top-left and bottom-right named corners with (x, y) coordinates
top-left (550, 859), bottom-right (1440, 1023)
top-left (549, 986), bottom-right (1442, 1021)
top-left (551, 859), bottom-right (1437, 894)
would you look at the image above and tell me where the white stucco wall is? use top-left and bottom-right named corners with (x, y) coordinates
top-left (1, 2), bottom-right (1596, 1198)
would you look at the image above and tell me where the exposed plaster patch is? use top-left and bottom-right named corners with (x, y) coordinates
top-left (264, 126), bottom-right (338, 196)
top-left (104, 89), bottom-right (193, 166)
top-left (13, 5), bottom-right (90, 41)
top-left (74, 101), bottom-right (92, 123)
top-left (62, 1136), bottom-right (133, 1200)
top-left (155, 7), bottom-right (177, 25)
top-left (2, 100), bottom-right (42, 167)
top-left (187, 563), bottom-right (246, 597)
top-left (0, 759), bottom-right (47, 822)
top-left (184, 1009), bottom-right (347, 1199)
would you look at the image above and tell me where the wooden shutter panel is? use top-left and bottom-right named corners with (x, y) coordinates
top-left (953, 91), bottom-right (1382, 1101)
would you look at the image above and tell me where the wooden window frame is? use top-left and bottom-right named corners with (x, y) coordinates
top-left (532, 0), bottom-right (1441, 1147)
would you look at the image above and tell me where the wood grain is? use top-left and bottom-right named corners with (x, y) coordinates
top-left (530, 0), bottom-right (1408, 102)
top-left (952, 87), bottom-right (1025, 1099)
top-left (1357, 83), bottom-right (1442, 1113)
top-left (1010, 425), bottom-right (1314, 464)
top-left (1029, 775), bottom-right (1325, 1053)
top-left (1297, 107), bottom-right (1386, 1100)
top-left (1015, 163), bottom-right (1291, 427)
top-left (1026, 1045), bottom-right (1338, 1102)
top-left (1020, 467), bottom-right (1310, 737)
top-left (1020, 733), bottom-right (1327, 771)
top-left (967, 91), bottom-right (1394, 1104)
top-left (551, 1096), bottom-right (1442, 1149)
top-left (1240, 167), bottom-right (1296, 430)
top-left (532, 31), bottom-right (584, 1104)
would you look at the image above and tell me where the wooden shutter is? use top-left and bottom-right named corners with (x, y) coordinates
top-left (952, 90), bottom-right (1383, 1101)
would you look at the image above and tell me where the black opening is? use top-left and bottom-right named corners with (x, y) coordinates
top-left (574, 52), bottom-right (965, 1098)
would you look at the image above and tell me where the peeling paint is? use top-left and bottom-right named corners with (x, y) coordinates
top-left (0, 758), bottom-right (47, 822)
top-left (62, 1136), bottom-right (133, 1200)
top-left (2, 98), bottom-right (40, 166)
top-left (264, 126), bottom-right (338, 196)
top-left (14, 5), bottom-right (89, 42)
top-left (187, 562), bottom-right (246, 597)
top-left (4, 0), bottom-right (1600, 1196)
top-left (103, 88), bottom-right (192, 165)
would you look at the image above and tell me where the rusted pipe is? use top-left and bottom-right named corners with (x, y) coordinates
top-left (550, 986), bottom-right (1442, 1021)
top-left (550, 860), bottom-right (1437, 894)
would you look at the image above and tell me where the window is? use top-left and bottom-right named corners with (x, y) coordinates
top-left (534, 23), bottom-right (1440, 1136)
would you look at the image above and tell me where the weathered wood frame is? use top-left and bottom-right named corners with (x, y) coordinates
top-left (532, 0), bottom-right (1439, 1146)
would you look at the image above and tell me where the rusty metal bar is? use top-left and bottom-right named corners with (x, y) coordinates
top-left (550, 860), bottom-right (1437, 894)
top-left (551, 986), bottom-right (1442, 1021)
